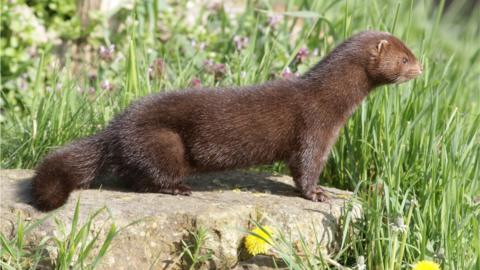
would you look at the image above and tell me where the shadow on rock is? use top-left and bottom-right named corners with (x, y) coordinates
top-left (185, 171), bottom-right (299, 197)
top-left (18, 170), bottom-right (301, 208)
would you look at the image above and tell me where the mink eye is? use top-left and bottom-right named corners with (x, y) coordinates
top-left (402, 57), bottom-right (408, 64)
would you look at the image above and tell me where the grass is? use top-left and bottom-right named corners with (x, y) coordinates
top-left (179, 227), bottom-right (213, 269)
top-left (0, 200), bottom-right (118, 269)
top-left (1, 0), bottom-right (479, 269)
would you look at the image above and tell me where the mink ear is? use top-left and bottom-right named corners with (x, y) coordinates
top-left (376, 39), bottom-right (389, 53)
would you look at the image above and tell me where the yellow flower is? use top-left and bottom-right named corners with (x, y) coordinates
top-left (412, 260), bottom-right (441, 270)
top-left (244, 226), bottom-right (273, 256)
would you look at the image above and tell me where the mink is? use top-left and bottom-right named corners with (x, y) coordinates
top-left (32, 31), bottom-right (422, 211)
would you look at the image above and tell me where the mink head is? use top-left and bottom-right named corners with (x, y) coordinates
top-left (362, 32), bottom-right (422, 85)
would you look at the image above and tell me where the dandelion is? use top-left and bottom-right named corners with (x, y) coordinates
top-left (244, 226), bottom-right (273, 256)
top-left (99, 45), bottom-right (115, 62)
top-left (233, 35), bottom-right (249, 51)
top-left (412, 260), bottom-right (440, 270)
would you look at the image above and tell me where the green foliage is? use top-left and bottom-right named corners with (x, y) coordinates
top-left (27, 0), bottom-right (81, 40)
top-left (0, 199), bottom-right (118, 269)
top-left (0, 0), bottom-right (115, 107)
top-left (0, 1), bottom-right (56, 90)
top-left (180, 227), bottom-right (213, 269)
top-left (52, 200), bottom-right (118, 270)
top-left (0, 214), bottom-right (51, 269)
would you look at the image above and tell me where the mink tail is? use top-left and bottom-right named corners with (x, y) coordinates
top-left (32, 134), bottom-right (106, 211)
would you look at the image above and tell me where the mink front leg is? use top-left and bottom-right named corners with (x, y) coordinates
top-left (289, 131), bottom-right (336, 202)
top-left (289, 154), bottom-right (329, 202)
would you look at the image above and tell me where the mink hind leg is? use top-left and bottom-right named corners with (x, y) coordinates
top-left (117, 166), bottom-right (192, 195)
top-left (116, 128), bottom-right (192, 195)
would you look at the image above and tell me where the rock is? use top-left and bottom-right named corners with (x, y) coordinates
top-left (0, 169), bottom-right (360, 269)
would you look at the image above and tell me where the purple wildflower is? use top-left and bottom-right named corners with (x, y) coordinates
top-left (281, 67), bottom-right (300, 80)
top-left (99, 45), bottom-right (115, 62)
top-left (233, 35), bottom-right (249, 51)
top-left (296, 47), bottom-right (309, 63)
top-left (267, 15), bottom-right (282, 29)
top-left (204, 59), bottom-right (214, 67)
top-left (100, 80), bottom-right (113, 91)
top-left (190, 77), bottom-right (202, 88)
top-left (281, 67), bottom-right (294, 79)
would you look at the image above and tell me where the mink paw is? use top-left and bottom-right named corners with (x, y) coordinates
top-left (172, 184), bottom-right (192, 196)
top-left (303, 187), bottom-right (330, 202)
top-left (156, 184), bottom-right (192, 196)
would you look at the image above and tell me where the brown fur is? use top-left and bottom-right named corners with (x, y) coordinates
top-left (32, 31), bottom-right (422, 211)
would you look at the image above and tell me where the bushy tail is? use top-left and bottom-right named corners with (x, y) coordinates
top-left (32, 134), bottom-right (106, 211)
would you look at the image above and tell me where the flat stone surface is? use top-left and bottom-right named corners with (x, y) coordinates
top-left (0, 169), bottom-right (360, 269)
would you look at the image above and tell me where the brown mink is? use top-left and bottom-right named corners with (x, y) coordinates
top-left (32, 31), bottom-right (422, 211)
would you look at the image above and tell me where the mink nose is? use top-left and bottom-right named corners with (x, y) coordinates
top-left (417, 63), bottom-right (423, 75)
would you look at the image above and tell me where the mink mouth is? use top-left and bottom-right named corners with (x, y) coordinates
top-left (393, 69), bottom-right (422, 84)
top-left (394, 75), bottom-right (416, 84)
top-left (394, 77), bottom-right (408, 84)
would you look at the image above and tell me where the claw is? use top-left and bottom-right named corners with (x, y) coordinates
top-left (303, 186), bottom-right (330, 202)
top-left (172, 184), bottom-right (192, 196)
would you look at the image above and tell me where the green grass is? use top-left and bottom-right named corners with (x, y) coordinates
top-left (179, 227), bottom-right (213, 269)
top-left (1, 0), bottom-right (479, 269)
top-left (0, 200), bottom-right (118, 269)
